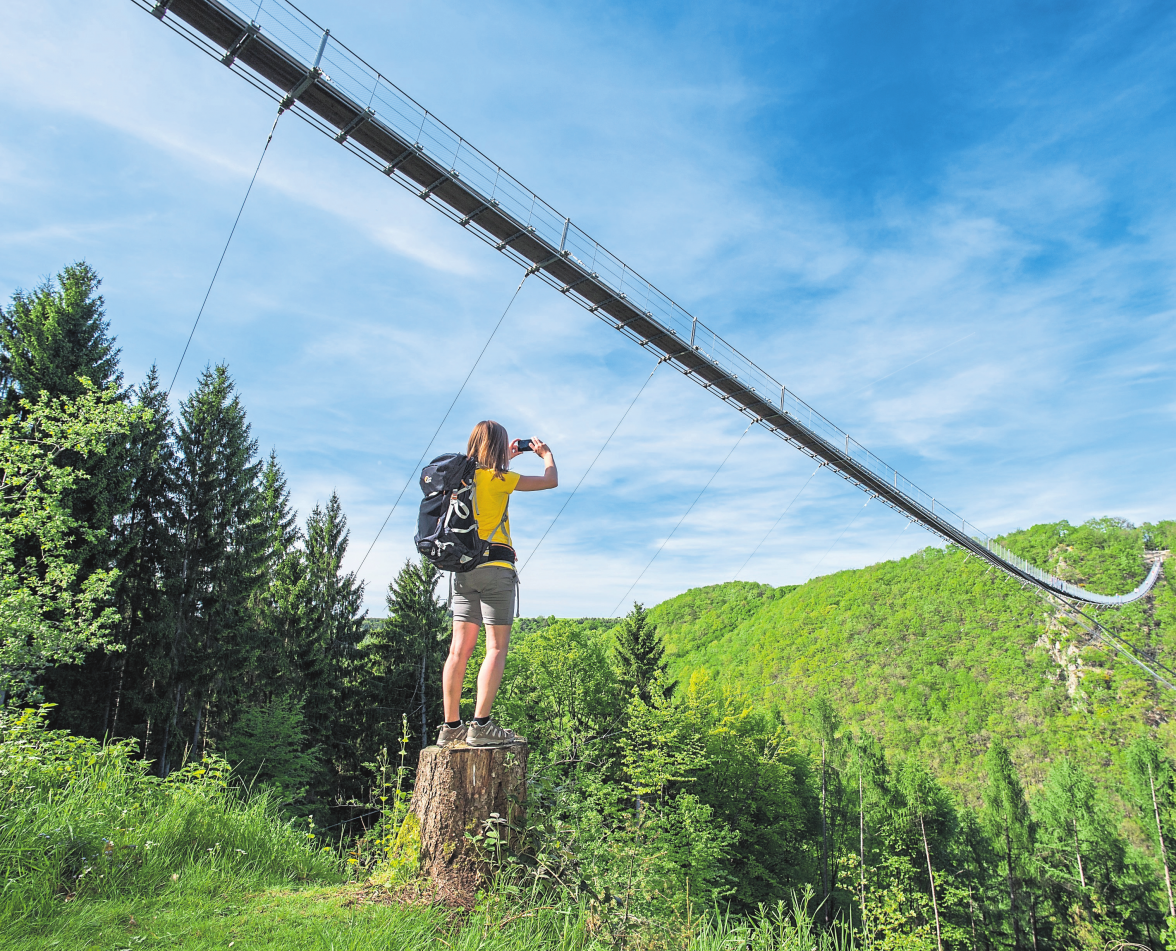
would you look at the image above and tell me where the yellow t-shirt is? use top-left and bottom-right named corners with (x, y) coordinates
top-left (474, 468), bottom-right (520, 568)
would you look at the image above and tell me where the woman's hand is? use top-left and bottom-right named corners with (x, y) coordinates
top-left (508, 438), bottom-right (523, 460)
top-left (515, 437), bottom-right (558, 491)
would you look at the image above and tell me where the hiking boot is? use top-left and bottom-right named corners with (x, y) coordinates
top-left (436, 722), bottom-right (468, 747)
top-left (466, 718), bottom-right (525, 747)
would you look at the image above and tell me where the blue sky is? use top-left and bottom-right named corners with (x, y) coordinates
top-left (2, 0), bottom-right (1174, 617)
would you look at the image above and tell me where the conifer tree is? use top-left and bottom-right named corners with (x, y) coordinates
top-left (982, 740), bottom-right (1035, 949)
top-left (376, 560), bottom-right (447, 752)
top-left (0, 262), bottom-right (122, 404)
top-left (107, 367), bottom-right (180, 744)
top-left (162, 364), bottom-right (265, 775)
top-left (297, 493), bottom-right (366, 785)
top-left (612, 602), bottom-right (675, 705)
top-left (1125, 738), bottom-right (1176, 920)
top-left (250, 452), bottom-right (306, 694)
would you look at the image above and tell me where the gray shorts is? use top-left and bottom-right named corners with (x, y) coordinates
top-left (451, 565), bottom-right (516, 627)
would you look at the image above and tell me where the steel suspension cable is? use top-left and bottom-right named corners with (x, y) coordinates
top-left (732, 461), bottom-right (824, 582)
top-left (519, 359), bottom-right (662, 575)
top-left (354, 272), bottom-right (532, 574)
top-left (808, 496), bottom-right (872, 578)
top-left (611, 420), bottom-right (754, 617)
top-left (167, 110), bottom-right (283, 397)
top-left (1055, 594), bottom-right (1176, 691)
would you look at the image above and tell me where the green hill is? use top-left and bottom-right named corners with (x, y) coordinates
top-left (645, 517), bottom-right (1176, 801)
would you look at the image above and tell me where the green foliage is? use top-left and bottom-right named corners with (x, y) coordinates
top-left (221, 695), bottom-right (322, 802)
top-left (11, 261), bottom-right (1176, 949)
top-left (612, 601), bottom-right (675, 704)
top-left (0, 381), bottom-right (142, 700)
top-left (0, 262), bottom-right (121, 405)
top-left (0, 705), bottom-right (340, 928)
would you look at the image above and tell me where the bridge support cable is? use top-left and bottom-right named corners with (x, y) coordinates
top-left (167, 109), bottom-right (283, 397)
top-left (519, 358), bottom-right (663, 575)
top-left (732, 461), bottom-right (824, 582)
top-left (353, 273), bottom-right (532, 575)
top-left (136, 0), bottom-right (1164, 606)
top-left (611, 421), bottom-right (753, 617)
top-left (1051, 592), bottom-right (1176, 693)
top-left (808, 496), bottom-right (875, 579)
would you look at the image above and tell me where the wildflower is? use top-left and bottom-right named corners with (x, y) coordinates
top-left (171, 873), bottom-right (179, 881)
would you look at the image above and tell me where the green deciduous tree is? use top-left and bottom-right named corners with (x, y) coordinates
top-left (0, 383), bottom-right (141, 701)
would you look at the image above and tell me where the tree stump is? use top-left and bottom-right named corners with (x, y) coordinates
top-left (412, 740), bottom-right (527, 904)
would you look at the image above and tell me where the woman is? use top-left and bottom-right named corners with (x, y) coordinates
top-left (438, 420), bottom-right (558, 747)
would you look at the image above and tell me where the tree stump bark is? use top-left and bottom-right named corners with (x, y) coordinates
top-left (412, 740), bottom-right (527, 904)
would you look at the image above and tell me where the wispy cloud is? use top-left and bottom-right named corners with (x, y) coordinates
top-left (1, 0), bottom-right (1173, 615)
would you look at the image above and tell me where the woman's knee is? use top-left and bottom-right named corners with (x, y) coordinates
top-left (448, 622), bottom-right (481, 662)
top-left (484, 623), bottom-right (512, 657)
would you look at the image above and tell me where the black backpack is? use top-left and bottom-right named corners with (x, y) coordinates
top-left (414, 453), bottom-right (510, 572)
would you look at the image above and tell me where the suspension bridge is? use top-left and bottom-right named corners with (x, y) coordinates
top-left (135, 0), bottom-right (1163, 608)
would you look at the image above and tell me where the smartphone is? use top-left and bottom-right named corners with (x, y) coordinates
top-left (516, 438), bottom-right (533, 452)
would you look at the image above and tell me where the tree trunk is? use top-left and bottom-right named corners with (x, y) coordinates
top-left (1073, 820), bottom-right (1086, 888)
top-left (918, 812), bottom-right (943, 951)
top-left (1005, 826), bottom-right (1020, 949)
top-left (413, 740), bottom-right (528, 906)
top-left (1149, 763), bottom-right (1176, 919)
top-left (822, 741), bottom-right (830, 924)
top-left (419, 649), bottom-right (428, 751)
top-left (859, 770), bottom-right (866, 938)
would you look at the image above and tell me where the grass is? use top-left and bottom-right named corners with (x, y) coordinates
top-left (0, 707), bottom-right (855, 950)
top-left (2, 881), bottom-right (853, 951)
top-left (1, 883), bottom-right (596, 951)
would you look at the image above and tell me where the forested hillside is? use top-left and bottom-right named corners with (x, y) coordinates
top-left (648, 517), bottom-right (1176, 798)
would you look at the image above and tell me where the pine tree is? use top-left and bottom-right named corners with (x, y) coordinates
top-left (297, 492), bottom-right (366, 789)
top-left (982, 740), bottom-right (1035, 949)
top-left (107, 367), bottom-right (180, 747)
top-left (1125, 738), bottom-right (1176, 921)
top-left (250, 451), bottom-right (306, 695)
top-left (0, 262), bottom-right (122, 404)
top-left (612, 602), bottom-right (675, 705)
top-left (162, 364), bottom-right (265, 775)
top-left (357, 560), bottom-right (447, 764)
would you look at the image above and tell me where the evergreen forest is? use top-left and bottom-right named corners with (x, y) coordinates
top-left (4, 262), bottom-right (1176, 949)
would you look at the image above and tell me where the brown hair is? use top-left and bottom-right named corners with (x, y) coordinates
top-left (467, 420), bottom-right (510, 478)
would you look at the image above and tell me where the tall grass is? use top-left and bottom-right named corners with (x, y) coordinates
top-left (0, 706), bottom-right (340, 925)
top-left (1, 708), bottom-right (858, 949)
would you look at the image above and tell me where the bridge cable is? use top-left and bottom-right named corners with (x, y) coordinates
top-left (877, 518), bottom-right (915, 564)
top-left (808, 496), bottom-right (872, 579)
top-left (611, 420), bottom-right (753, 617)
top-left (167, 109), bottom-right (284, 398)
top-left (1055, 593), bottom-right (1176, 691)
top-left (732, 461), bottom-right (825, 582)
top-left (354, 272), bottom-right (532, 575)
top-left (519, 359), bottom-right (662, 575)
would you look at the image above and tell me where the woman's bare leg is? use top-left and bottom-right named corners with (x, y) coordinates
top-left (443, 620), bottom-right (481, 723)
top-left (474, 623), bottom-right (513, 718)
